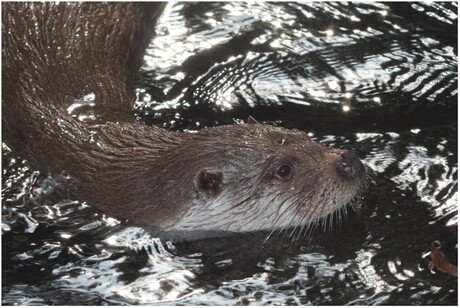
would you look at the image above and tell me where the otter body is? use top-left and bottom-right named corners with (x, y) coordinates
top-left (2, 3), bottom-right (366, 233)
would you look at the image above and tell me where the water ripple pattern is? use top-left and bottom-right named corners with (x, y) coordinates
top-left (2, 2), bottom-right (457, 305)
top-left (137, 2), bottom-right (457, 125)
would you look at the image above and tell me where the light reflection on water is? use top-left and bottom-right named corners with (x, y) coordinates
top-left (50, 227), bottom-right (203, 304)
top-left (2, 1), bottom-right (457, 305)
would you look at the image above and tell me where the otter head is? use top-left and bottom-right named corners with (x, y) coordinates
top-left (164, 123), bottom-right (366, 233)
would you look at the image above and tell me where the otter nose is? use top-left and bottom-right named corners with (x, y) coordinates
top-left (336, 150), bottom-right (365, 180)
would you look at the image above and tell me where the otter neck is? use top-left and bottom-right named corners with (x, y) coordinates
top-left (2, 3), bottom-right (168, 220)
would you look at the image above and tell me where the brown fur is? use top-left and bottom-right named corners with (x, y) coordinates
top-left (2, 2), bottom-right (366, 232)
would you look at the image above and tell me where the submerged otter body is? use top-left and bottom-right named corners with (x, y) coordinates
top-left (2, 3), bottom-right (366, 233)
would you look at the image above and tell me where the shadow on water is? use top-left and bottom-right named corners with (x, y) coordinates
top-left (2, 1), bottom-right (457, 305)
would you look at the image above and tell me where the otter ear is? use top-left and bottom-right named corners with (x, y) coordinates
top-left (194, 168), bottom-right (223, 198)
top-left (247, 116), bottom-right (259, 124)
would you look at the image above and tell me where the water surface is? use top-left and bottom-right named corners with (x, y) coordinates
top-left (2, 2), bottom-right (457, 305)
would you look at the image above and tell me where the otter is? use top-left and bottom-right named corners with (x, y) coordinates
top-left (2, 3), bottom-right (366, 233)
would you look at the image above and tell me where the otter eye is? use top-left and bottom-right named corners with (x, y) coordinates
top-left (276, 164), bottom-right (293, 180)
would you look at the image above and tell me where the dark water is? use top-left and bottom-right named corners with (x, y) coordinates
top-left (2, 2), bottom-right (458, 305)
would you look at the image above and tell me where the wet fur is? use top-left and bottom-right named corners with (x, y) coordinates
top-left (2, 2), bottom-right (366, 233)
